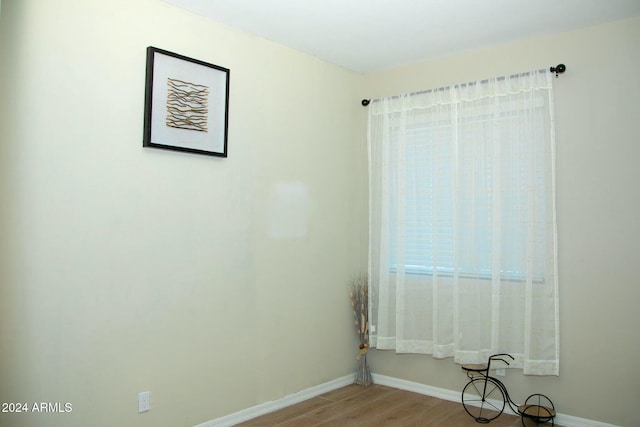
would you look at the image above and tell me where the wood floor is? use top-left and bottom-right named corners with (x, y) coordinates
top-left (235, 383), bottom-right (534, 427)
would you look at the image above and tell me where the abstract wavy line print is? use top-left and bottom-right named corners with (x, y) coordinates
top-left (166, 78), bottom-right (209, 132)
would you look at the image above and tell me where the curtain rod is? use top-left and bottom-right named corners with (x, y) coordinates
top-left (361, 64), bottom-right (566, 106)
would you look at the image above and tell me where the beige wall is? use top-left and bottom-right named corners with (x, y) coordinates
top-left (0, 1), bottom-right (362, 426)
top-left (363, 16), bottom-right (640, 427)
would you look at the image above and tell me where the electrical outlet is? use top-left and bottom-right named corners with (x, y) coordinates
top-left (138, 391), bottom-right (150, 413)
top-left (495, 368), bottom-right (505, 377)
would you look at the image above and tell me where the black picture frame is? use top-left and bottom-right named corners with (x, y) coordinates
top-left (143, 46), bottom-right (230, 157)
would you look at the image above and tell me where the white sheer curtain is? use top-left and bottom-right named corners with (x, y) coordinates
top-left (368, 70), bottom-right (559, 375)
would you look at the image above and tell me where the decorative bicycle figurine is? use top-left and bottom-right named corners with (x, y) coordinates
top-left (461, 354), bottom-right (556, 426)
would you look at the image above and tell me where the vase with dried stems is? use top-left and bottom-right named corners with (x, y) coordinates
top-left (349, 275), bottom-right (372, 386)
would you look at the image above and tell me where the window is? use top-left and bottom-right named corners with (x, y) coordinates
top-left (389, 101), bottom-right (548, 281)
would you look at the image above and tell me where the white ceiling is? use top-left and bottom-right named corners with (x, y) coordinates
top-left (163, 0), bottom-right (640, 73)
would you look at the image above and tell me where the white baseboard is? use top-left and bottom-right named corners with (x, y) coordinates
top-left (193, 375), bottom-right (354, 427)
top-left (196, 373), bottom-right (620, 427)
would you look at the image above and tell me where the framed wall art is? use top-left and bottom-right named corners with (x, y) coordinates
top-left (143, 46), bottom-right (230, 157)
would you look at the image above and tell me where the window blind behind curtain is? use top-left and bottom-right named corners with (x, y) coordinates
top-left (367, 70), bottom-right (559, 375)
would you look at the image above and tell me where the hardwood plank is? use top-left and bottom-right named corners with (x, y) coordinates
top-left (235, 397), bottom-right (333, 426)
top-left (234, 383), bottom-right (558, 427)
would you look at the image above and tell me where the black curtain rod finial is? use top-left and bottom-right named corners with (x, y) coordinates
top-left (361, 99), bottom-right (370, 106)
top-left (550, 64), bottom-right (566, 78)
